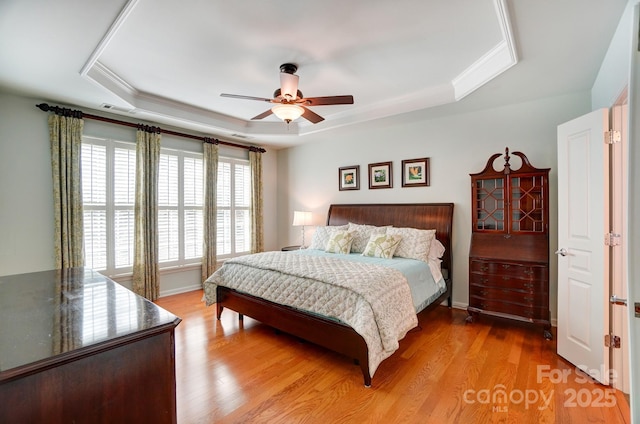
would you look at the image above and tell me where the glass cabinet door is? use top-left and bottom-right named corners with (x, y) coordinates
top-left (475, 178), bottom-right (504, 231)
top-left (510, 175), bottom-right (545, 232)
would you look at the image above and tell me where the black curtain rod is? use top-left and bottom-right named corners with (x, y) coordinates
top-left (36, 103), bottom-right (266, 153)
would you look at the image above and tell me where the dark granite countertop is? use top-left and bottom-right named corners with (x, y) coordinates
top-left (0, 267), bottom-right (181, 380)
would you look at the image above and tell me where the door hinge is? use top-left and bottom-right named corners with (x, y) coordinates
top-left (604, 334), bottom-right (621, 349)
top-left (605, 130), bottom-right (621, 144)
top-left (604, 233), bottom-right (621, 246)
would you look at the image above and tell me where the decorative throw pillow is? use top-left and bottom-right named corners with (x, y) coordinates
top-left (308, 225), bottom-right (348, 250)
top-left (386, 227), bottom-right (436, 262)
top-left (325, 230), bottom-right (354, 254)
top-left (347, 223), bottom-right (388, 253)
top-left (362, 233), bottom-right (403, 259)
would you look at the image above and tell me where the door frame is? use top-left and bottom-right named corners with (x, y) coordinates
top-left (610, 90), bottom-right (630, 394)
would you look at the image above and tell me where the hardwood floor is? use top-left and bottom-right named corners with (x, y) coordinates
top-left (156, 290), bottom-right (630, 424)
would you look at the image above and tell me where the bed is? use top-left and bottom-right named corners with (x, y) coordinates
top-left (204, 203), bottom-right (454, 386)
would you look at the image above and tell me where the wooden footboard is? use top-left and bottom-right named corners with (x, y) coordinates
top-left (216, 285), bottom-right (372, 386)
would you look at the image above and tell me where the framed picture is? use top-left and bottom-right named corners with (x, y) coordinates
top-left (368, 161), bottom-right (392, 189)
top-left (339, 165), bottom-right (360, 191)
top-left (401, 157), bottom-right (430, 187)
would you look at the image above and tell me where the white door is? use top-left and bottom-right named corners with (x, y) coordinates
top-left (557, 108), bottom-right (610, 385)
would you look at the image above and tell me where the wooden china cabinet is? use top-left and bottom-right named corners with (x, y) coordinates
top-left (467, 148), bottom-right (552, 339)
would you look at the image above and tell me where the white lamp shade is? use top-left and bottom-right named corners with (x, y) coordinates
top-left (292, 211), bottom-right (312, 226)
top-left (272, 104), bottom-right (304, 123)
top-left (280, 72), bottom-right (299, 99)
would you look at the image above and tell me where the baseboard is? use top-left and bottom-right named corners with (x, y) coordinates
top-left (438, 300), bottom-right (467, 310)
top-left (156, 290), bottom-right (558, 328)
top-left (448, 301), bottom-right (558, 328)
top-left (159, 284), bottom-right (202, 298)
top-left (450, 301), bottom-right (467, 310)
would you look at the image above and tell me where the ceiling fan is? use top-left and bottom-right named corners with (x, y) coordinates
top-left (220, 63), bottom-right (354, 124)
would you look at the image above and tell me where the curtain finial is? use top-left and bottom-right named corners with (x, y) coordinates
top-left (137, 124), bottom-right (161, 134)
top-left (37, 103), bottom-right (83, 118)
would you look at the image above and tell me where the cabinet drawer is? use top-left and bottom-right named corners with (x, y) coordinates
top-left (468, 297), bottom-right (548, 321)
top-left (469, 286), bottom-right (547, 307)
top-left (470, 260), bottom-right (547, 280)
top-left (470, 273), bottom-right (547, 292)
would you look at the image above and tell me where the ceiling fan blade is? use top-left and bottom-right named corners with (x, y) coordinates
top-left (299, 95), bottom-right (354, 106)
top-left (221, 93), bottom-right (274, 103)
top-left (251, 109), bottom-right (273, 120)
top-left (280, 72), bottom-right (299, 99)
top-left (301, 107), bottom-right (324, 124)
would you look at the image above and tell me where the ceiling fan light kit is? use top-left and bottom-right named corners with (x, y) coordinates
top-left (271, 103), bottom-right (304, 123)
top-left (221, 63), bottom-right (354, 124)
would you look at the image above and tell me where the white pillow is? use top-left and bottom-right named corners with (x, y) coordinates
top-left (308, 225), bottom-right (348, 250)
top-left (325, 230), bottom-right (354, 254)
top-left (347, 223), bottom-right (388, 253)
top-left (362, 233), bottom-right (403, 259)
top-left (386, 227), bottom-right (436, 262)
top-left (428, 237), bottom-right (446, 259)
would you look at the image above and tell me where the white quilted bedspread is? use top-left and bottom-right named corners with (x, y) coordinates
top-left (203, 251), bottom-right (418, 377)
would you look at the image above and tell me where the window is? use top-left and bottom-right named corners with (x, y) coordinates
top-left (82, 138), bottom-right (136, 275)
top-left (217, 157), bottom-right (251, 258)
top-left (81, 137), bottom-right (204, 276)
top-left (157, 148), bottom-right (204, 267)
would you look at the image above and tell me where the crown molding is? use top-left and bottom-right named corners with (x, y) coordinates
top-left (452, 0), bottom-right (518, 100)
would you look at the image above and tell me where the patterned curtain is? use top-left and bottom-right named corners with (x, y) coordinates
top-left (201, 140), bottom-right (218, 283)
top-left (49, 112), bottom-right (85, 269)
top-left (249, 149), bottom-right (264, 253)
top-left (132, 126), bottom-right (161, 300)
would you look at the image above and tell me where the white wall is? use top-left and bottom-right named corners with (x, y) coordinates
top-left (277, 92), bottom-right (592, 318)
top-left (592, 0), bottom-right (638, 109)
top-left (0, 91), bottom-right (279, 296)
top-left (0, 93), bottom-right (54, 274)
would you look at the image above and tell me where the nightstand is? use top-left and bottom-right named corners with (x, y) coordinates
top-left (281, 245), bottom-right (301, 251)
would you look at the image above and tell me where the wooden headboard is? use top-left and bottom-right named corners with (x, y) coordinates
top-left (326, 203), bottom-right (454, 280)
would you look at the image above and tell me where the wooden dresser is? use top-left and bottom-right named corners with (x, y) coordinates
top-left (466, 148), bottom-right (552, 339)
top-left (0, 268), bottom-right (181, 423)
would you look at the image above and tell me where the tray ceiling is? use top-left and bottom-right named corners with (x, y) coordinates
top-left (0, 0), bottom-right (628, 147)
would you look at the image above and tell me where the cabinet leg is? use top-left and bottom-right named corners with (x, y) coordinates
top-left (465, 311), bottom-right (475, 323)
top-left (543, 326), bottom-right (553, 340)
